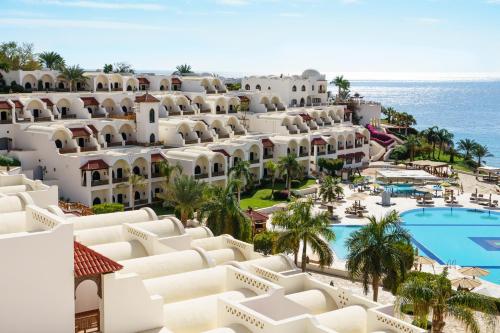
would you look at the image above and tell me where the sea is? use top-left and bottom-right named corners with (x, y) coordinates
top-left (336, 80), bottom-right (500, 167)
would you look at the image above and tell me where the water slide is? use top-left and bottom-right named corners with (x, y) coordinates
top-left (366, 124), bottom-right (395, 147)
top-left (369, 141), bottom-right (386, 162)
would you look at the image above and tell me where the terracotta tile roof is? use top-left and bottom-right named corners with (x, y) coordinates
top-left (87, 125), bottom-right (98, 135)
top-left (212, 149), bottom-right (230, 157)
top-left (261, 138), bottom-right (274, 148)
top-left (81, 97), bottom-right (99, 107)
top-left (171, 77), bottom-right (182, 84)
top-left (355, 133), bottom-right (365, 139)
top-left (299, 113), bottom-right (312, 122)
top-left (245, 209), bottom-right (268, 222)
top-left (41, 98), bottom-right (54, 107)
top-left (135, 93), bottom-right (159, 103)
top-left (311, 137), bottom-right (327, 145)
top-left (70, 127), bottom-right (91, 138)
top-left (74, 241), bottom-right (123, 278)
top-left (138, 77), bottom-right (150, 84)
top-left (10, 100), bottom-right (23, 108)
top-left (0, 101), bottom-right (11, 109)
top-left (80, 159), bottom-right (109, 171)
top-left (238, 95), bottom-right (250, 102)
top-left (184, 95), bottom-right (192, 102)
top-left (355, 151), bottom-right (365, 157)
top-left (344, 109), bottom-right (352, 113)
top-left (151, 153), bottom-right (166, 163)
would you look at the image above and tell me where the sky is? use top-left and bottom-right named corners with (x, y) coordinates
top-left (1, 0), bottom-right (500, 78)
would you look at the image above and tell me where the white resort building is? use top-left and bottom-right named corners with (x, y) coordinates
top-left (0, 69), bottom-right (377, 207)
top-left (0, 171), bottom-right (424, 333)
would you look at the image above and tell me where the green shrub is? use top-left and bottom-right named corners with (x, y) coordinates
top-left (290, 180), bottom-right (301, 188)
top-left (390, 145), bottom-right (409, 160)
top-left (92, 203), bottom-right (124, 214)
top-left (272, 190), bottom-right (289, 200)
top-left (0, 155), bottom-right (21, 167)
top-left (318, 158), bottom-right (344, 175)
top-left (253, 231), bottom-right (278, 255)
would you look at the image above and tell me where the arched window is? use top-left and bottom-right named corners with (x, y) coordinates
top-left (149, 133), bottom-right (155, 143)
top-left (160, 85), bottom-right (165, 91)
top-left (121, 132), bottom-right (127, 140)
top-left (149, 109), bottom-right (155, 123)
top-left (58, 82), bottom-right (65, 89)
top-left (301, 85), bottom-right (306, 92)
top-left (133, 166), bottom-right (140, 175)
top-left (25, 82), bottom-right (32, 89)
top-left (292, 85), bottom-right (297, 92)
top-left (256, 84), bottom-right (261, 91)
top-left (97, 82), bottom-right (103, 89)
top-left (134, 191), bottom-right (140, 200)
top-left (127, 85), bottom-right (132, 91)
top-left (216, 105), bottom-right (221, 112)
top-left (245, 84), bottom-right (250, 90)
top-left (114, 82), bottom-right (119, 89)
top-left (291, 99), bottom-right (297, 106)
top-left (267, 86), bottom-right (271, 90)
top-left (122, 106), bottom-right (127, 113)
top-left (312, 85), bottom-right (315, 91)
top-left (92, 171), bottom-right (101, 181)
top-left (194, 165), bottom-right (201, 174)
top-left (55, 140), bottom-right (62, 149)
top-left (92, 197), bottom-right (101, 205)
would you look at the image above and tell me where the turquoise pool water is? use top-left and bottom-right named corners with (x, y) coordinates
top-left (330, 208), bottom-right (500, 284)
top-left (384, 184), bottom-right (425, 196)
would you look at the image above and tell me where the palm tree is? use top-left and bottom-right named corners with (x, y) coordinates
top-left (60, 65), bottom-right (85, 92)
top-left (319, 176), bottom-right (343, 202)
top-left (345, 210), bottom-right (412, 302)
top-left (472, 144), bottom-right (493, 168)
top-left (457, 138), bottom-right (478, 160)
top-left (103, 64), bottom-right (113, 73)
top-left (401, 112), bottom-right (416, 136)
top-left (265, 160), bottom-right (278, 196)
top-left (174, 64), bottom-right (193, 76)
top-left (277, 154), bottom-right (303, 195)
top-left (158, 160), bottom-right (182, 184)
top-left (128, 173), bottom-right (145, 211)
top-left (273, 198), bottom-right (335, 272)
top-left (405, 135), bottom-right (420, 161)
top-left (199, 180), bottom-right (252, 241)
top-left (161, 175), bottom-right (206, 226)
top-left (396, 269), bottom-right (498, 333)
top-left (38, 51), bottom-right (65, 70)
top-left (437, 128), bottom-right (454, 159)
top-left (422, 126), bottom-right (440, 159)
top-left (229, 160), bottom-right (252, 202)
top-left (331, 75), bottom-right (350, 101)
top-left (384, 107), bottom-right (397, 124)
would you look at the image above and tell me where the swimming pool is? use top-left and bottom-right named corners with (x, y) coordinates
top-left (384, 184), bottom-right (425, 196)
top-left (330, 208), bottom-right (500, 284)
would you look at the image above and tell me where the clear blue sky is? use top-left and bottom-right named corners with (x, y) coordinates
top-left (1, 0), bottom-right (500, 76)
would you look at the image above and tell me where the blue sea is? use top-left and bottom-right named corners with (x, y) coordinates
top-left (339, 80), bottom-right (500, 167)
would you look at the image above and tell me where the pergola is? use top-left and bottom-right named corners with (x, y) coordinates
top-left (405, 160), bottom-right (450, 177)
top-left (376, 169), bottom-right (439, 184)
top-left (245, 208), bottom-right (268, 236)
top-left (477, 166), bottom-right (500, 182)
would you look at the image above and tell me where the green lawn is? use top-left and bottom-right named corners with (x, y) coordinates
top-left (149, 203), bottom-right (174, 216)
top-left (240, 179), bottom-right (316, 210)
top-left (413, 149), bottom-right (474, 173)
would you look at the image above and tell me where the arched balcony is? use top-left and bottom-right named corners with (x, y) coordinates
top-left (56, 98), bottom-right (75, 119)
top-left (194, 156), bottom-right (209, 179)
top-left (248, 144), bottom-right (260, 165)
top-left (159, 79), bottom-right (170, 91)
top-left (177, 123), bottom-right (198, 145)
top-left (101, 125), bottom-right (122, 147)
top-left (131, 157), bottom-right (148, 178)
top-left (120, 98), bottom-right (134, 114)
top-left (211, 154), bottom-right (226, 177)
top-left (193, 96), bottom-right (210, 114)
top-left (112, 159), bottom-right (130, 184)
top-left (337, 135), bottom-right (345, 151)
top-left (119, 124), bottom-right (136, 145)
top-left (40, 74), bottom-right (55, 90)
top-left (193, 122), bottom-right (213, 143)
top-left (25, 100), bottom-right (52, 122)
top-left (22, 74), bottom-right (37, 91)
top-left (160, 96), bottom-right (180, 116)
top-left (210, 119), bottom-right (230, 139)
top-left (227, 116), bottom-right (245, 136)
top-left (346, 133), bottom-right (355, 149)
top-left (201, 78), bottom-right (216, 94)
top-left (102, 98), bottom-right (120, 116)
top-left (232, 149), bottom-right (245, 167)
top-left (298, 138), bottom-right (309, 157)
top-left (53, 129), bottom-right (78, 154)
top-left (95, 74), bottom-right (109, 91)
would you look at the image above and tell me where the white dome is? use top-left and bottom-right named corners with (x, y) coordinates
top-left (301, 69), bottom-right (321, 79)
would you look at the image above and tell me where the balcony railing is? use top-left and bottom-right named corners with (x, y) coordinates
top-left (201, 137), bottom-right (213, 143)
top-left (109, 113), bottom-right (136, 121)
top-left (249, 159), bottom-right (260, 164)
top-left (112, 177), bottom-right (129, 184)
top-left (299, 152), bottom-right (309, 157)
top-left (34, 116), bottom-right (52, 122)
top-left (289, 130), bottom-right (298, 134)
top-left (212, 171), bottom-right (225, 177)
top-left (134, 199), bottom-right (148, 206)
top-left (111, 87), bottom-right (122, 91)
top-left (169, 111), bottom-right (181, 116)
top-left (185, 139), bottom-right (199, 144)
top-left (16, 117), bottom-right (32, 123)
top-left (80, 146), bottom-right (98, 152)
top-left (327, 150), bottom-right (336, 154)
top-left (107, 141), bottom-right (123, 147)
top-left (96, 88), bottom-right (108, 91)
top-left (338, 146), bottom-right (345, 150)
top-left (317, 151), bottom-right (326, 156)
top-left (218, 133), bottom-right (230, 139)
top-left (228, 109), bottom-right (237, 113)
top-left (92, 114), bottom-right (106, 118)
top-left (346, 145), bottom-right (354, 149)
top-left (91, 179), bottom-right (109, 187)
top-left (300, 129), bottom-right (308, 133)
top-left (263, 154), bottom-right (273, 159)
top-left (200, 109), bottom-right (211, 113)
top-left (151, 172), bottom-right (162, 178)
top-left (59, 147), bottom-right (78, 154)
top-left (233, 130), bottom-right (245, 135)
top-left (75, 310), bottom-right (99, 333)
top-left (183, 110), bottom-right (195, 115)
top-left (0, 119), bottom-right (12, 124)
top-left (216, 110), bottom-right (226, 114)
top-left (195, 173), bottom-right (209, 179)
top-left (355, 143), bottom-right (363, 148)
top-left (60, 114), bottom-right (76, 119)
top-left (125, 140), bottom-right (138, 145)
top-left (277, 107), bottom-right (286, 111)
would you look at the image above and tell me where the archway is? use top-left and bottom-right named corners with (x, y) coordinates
top-left (92, 197), bottom-right (101, 205)
top-left (149, 133), bottom-right (155, 143)
top-left (55, 139), bottom-right (62, 149)
top-left (299, 98), bottom-right (305, 107)
top-left (92, 171), bottom-right (101, 181)
top-left (194, 165), bottom-right (201, 174)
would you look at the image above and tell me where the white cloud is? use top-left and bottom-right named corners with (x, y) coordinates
top-left (0, 18), bottom-right (163, 30)
top-left (413, 17), bottom-right (443, 25)
top-left (278, 12), bottom-right (303, 17)
top-left (32, 0), bottom-right (166, 11)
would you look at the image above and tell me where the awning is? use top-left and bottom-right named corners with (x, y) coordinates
top-left (81, 97), bottom-right (99, 107)
top-left (70, 128), bottom-right (91, 138)
top-left (299, 113), bottom-right (312, 122)
top-left (261, 138), bottom-right (274, 148)
top-left (87, 125), bottom-right (98, 135)
top-left (41, 98), bottom-right (54, 107)
top-left (355, 133), bottom-right (365, 139)
top-left (138, 77), bottom-right (150, 84)
top-left (0, 101), bottom-right (11, 109)
top-left (245, 209), bottom-right (268, 222)
top-left (74, 241), bottom-right (123, 278)
top-left (151, 153), bottom-right (166, 163)
top-left (311, 137), bottom-right (327, 145)
top-left (135, 93), bottom-right (159, 103)
top-left (80, 159), bottom-right (109, 171)
top-left (171, 77), bottom-right (182, 84)
top-left (238, 96), bottom-right (250, 102)
top-left (212, 149), bottom-right (230, 157)
top-left (9, 100), bottom-right (23, 108)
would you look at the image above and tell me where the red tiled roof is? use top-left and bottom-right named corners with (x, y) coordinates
top-left (74, 241), bottom-right (123, 278)
top-left (81, 97), bottom-right (99, 107)
top-left (41, 98), bottom-right (54, 107)
top-left (299, 113), bottom-right (312, 122)
top-left (70, 127), bottom-right (91, 138)
top-left (184, 95), bottom-right (192, 102)
top-left (171, 77), bottom-right (182, 84)
top-left (138, 77), bottom-right (150, 84)
top-left (151, 153), bottom-right (166, 163)
top-left (245, 209), bottom-right (268, 222)
top-left (10, 100), bottom-right (23, 108)
top-left (261, 138), bottom-right (274, 148)
top-left (355, 133), bottom-right (365, 139)
top-left (212, 149), bottom-right (230, 157)
top-left (311, 137), bottom-right (327, 145)
top-left (0, 101), bottom-right (11, 109)
top-left (80, 159), bottom-right (109, 171)
top-left (355, 151), bottom-right (365, 157)
top-left (135, 93), bottom-right (159, 103)
top-left (87, 125), bottom-right (98, 135)
top-left (344, 109), bottom-right (352, 113)
top-left (238, 96), bottom-right (250, 102)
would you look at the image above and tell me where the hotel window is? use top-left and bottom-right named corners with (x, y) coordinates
top-left (149, 109), bottom-right (155, 123)
top-left (312, 85), bottom-right (315, 91)
top-left (245, 84), bottom-right (250, 90)
top-left (292, 85), bottom-right (297, 92)
top-left (256, 84), bottom-right (261, 91)
top-left (301, 85), bottom-right (306, 91)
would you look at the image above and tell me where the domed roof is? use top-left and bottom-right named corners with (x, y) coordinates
top-left (301, 69), bottom-right (321, 79)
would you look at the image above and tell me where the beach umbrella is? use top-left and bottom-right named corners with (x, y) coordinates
top-left (459, 267), bottom-right (490, 279)
top-left (451, 277), bottom-right (482, 290)
top-left (414, 255), bottom-right (436, 271)
top-left (440, 181), bottom-right (451, 188)
top-left (347, 192), bottom-right (369, 201)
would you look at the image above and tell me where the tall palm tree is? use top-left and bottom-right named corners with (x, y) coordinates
top-left (331, 75), bottom-right (350, 101)
top-left (38, 51), bottom-right (65, 70)
top-left (161, 175), bottom-right (206, 226)
top-left (265, 160), bottom-right (278, 196)
top-left (401, 112), bottom-right (416, 135)
top-left (457, 138), bottom-right (477, 160)
top-left (273, 198), bottom-right (335, 272)
top-left (158, 160), bottom-right (182, 184)
top-left (199, 180), bottom-right (252, 241)
top-left (128, 173), bottom-right (145, 211)
top-left (472, 144), bottom-right (493, 168)
top-left (174, 64), bottom-right (193, 76)
top-left (277, 154), bottom-right (303, 195)
top-left (437, 128), bottom-right (454, 159)
top-left (229, 160), bottom-right (252, 202)
top-left (345, 210), bottom-right (412, 302)
top-left (60, 65), bottom-right (85, 92)
top-left (384, 107), bottom-right (397, 124)
top-left (421, 126), bottom-right (440, 159)
top-left (405, 135), bottom-right (420, 161)
top-left (319, 176), bottom-right (343, 202)
top-left (397, 269), bottom-right (498, 333)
